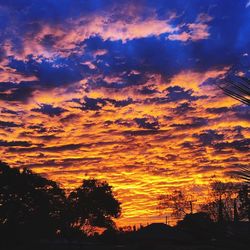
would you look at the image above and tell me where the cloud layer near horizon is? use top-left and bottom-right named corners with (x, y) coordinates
top-left (0, 0), bottom-right (250, 225)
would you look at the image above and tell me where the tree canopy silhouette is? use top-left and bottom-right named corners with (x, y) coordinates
top-left (0, 161), bottom-right (67, 242)
top-left (68, 179), bottom-right (121, 233)
top-left (200, 181), bottom-right (249, 222)
top-left (0, 162), bottom-right (121, 244)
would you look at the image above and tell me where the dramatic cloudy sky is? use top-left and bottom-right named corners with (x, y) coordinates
top-left (0, 0), bottom-right (249, 225)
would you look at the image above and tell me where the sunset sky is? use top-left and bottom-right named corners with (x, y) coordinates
top-left (0, 0), bottom-right (249, 226)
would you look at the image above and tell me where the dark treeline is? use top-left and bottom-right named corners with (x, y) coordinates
top-left (0, 161), bottom-right (249, 250)
top-left (158, 181), bottom-right (250, 223)
top-left (0, 161), bottom-right (121, 249)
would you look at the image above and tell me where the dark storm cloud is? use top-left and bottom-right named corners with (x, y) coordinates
top-left (206, 107), bottom-right (230, 114)
top-left (166, 86), bottom-right (199, 102)
top-left (60, 114), bottom-right (79, 123)
top-left (174, 102), bottom-right (195, 115)
top-left (0, 120), bottom-right (22, 128)
top-left (9, 57), bottom-right (84, 88)
top-left (115, 119), bottom-right (133, 128)
top-left (40, 34), bottom-right (59, 49)
top-left (0, 140), bottom-right (32, 147)
top-left (181, 141), bottom-right (194, 149)
top-left (71, 96), bottom-right (135, 111)
top-left (86, 71), bottom-right (149, 90)
top-left (31, 104), bottom-right (67, 117)
top-left (235, 111), bottom-right (250, 122)
top-left (107, 98), bottom-right (134, 107)
top-left (8, 139), bottom-right (128, 153)
top-left (171, 117), bottom-right (208, 130)
top-left (164, 154), bottom-right (179, 161)
top-left (134, 117), bottom-right (160, 130)
top-left (28, 124), bottom-right (47, 133)
top-left (8, 143), bottom-right (86, 153)
top-left (0, 81), bottom-right (36, 102)
top-left (232, 126), bottom-right (245, 139)
top-left (43, 143), bottom-right (88, 152)
top-left (223, 156), bottom-right (239, 163)
top-left (138, 86), bottom-right (158, 95)
top-left (143, 86), bottom-right (206, 105)
top-left (19, 129), bottom-right (60, 141)
top-left (72, 97), bottom-right (107, 111)
top-left (214, 138), bottom-right (250, 152)
top-left (123, 130), bottom-right (166, 136)
top-left (22, 157), bottom-right (103, 169)
top-left (231, 105), bottom-right (250, 122)
top-left (0, 108), bottom-right (20, 115)
top-left (36, 135), bottom-right (59, 141)
top-left (195, 165), bottom-right (222, 174)
top-left (86, 37), bottom-right (193, 87)
top-left (206, 105), bottom-right (250, 121)
top-left (0, 56), bottom-right (93, 102)
top-left (193, 129), bottom-right (224, 146)
top-left (103, 120), bottom-right (113, 127)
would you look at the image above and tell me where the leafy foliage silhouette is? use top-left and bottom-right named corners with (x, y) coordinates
top-left (0, 161), bottom-right (121, 244)
top-left (68, 179), bottom-right (121, 233)
top-left (0, 161), bottom-right (67, 242)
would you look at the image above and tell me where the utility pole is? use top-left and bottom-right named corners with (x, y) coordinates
top-left (188, 199), bottom-right (196, 214)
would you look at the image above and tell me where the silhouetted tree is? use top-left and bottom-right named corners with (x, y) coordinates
top-left (238, 185), bottom-right (250, 221)
top-left (0, 161), bottom-right (67, 244)
top-left (158, 190), bottom-right (194, 220)
top-left (200, 181), bottom-right (249, 222)
top-left (68, 179), bottom-right (121, 233)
